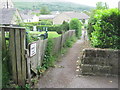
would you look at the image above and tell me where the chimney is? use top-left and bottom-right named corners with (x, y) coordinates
top-left (7, 0), bottom-right (9, 9)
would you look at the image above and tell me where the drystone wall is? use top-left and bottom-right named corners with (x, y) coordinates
top-left (80, 48), bottom-right (120, 76)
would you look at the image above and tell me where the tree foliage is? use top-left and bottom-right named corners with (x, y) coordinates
top-left (40, 6), bottom-right (50, 15)
top-left (96, 2), bottom-right (108, 10)
top-left (69, 18), bottom-right (82, 38)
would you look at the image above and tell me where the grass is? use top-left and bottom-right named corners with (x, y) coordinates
top-left (29, 31), bottom-right (61, 39)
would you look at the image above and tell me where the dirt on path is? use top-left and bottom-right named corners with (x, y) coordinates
top-left (36, 30), bottom-right (118, 88)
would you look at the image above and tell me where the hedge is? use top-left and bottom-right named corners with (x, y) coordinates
top-left (37, 25), bottom-right (61, 31)
top-left (90, 8), bottom-right (120, 49)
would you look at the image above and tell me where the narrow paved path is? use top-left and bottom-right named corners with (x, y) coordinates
top-left (36, 30), bottom-right (118, 88)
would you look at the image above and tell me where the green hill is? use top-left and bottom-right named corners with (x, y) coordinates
top-left (13, 2), bottom-right (94, 12)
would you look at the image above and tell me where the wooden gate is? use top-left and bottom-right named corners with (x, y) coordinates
top-left (1, 26), bottom-right (26, 86)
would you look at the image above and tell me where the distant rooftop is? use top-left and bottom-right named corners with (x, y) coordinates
top-left (62, 11), bottom-right (89, 19)
top-left (39, 15), bottom-right (56, 20)
top-left (21, 14), bottom-right (34, 20)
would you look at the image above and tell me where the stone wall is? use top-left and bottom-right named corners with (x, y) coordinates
top-left (80, 48), bottom-right (120, 76)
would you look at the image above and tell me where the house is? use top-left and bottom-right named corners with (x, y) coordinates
top-left (21, 14), bottom-right (40, 23)
top-left (0, 0), bottom-right (23, 26)
top-left (21, 14), bottom-right (34, 22)
top-left (0, 8), bottom-right (23, 26)
top-left (53, 12), bottom-right (89, 24)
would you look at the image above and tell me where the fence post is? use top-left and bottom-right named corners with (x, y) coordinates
top-left (9, 28), bottom-right (18, 84)
top-left (26, 49), bottom-right (31, 85)
top-left (15, 29), bottom-right (23, 86)
top-left (0, 27), bottom-right (2, 89)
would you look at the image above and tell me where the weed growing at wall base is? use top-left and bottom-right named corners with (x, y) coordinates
top-left (37, 36), bottom-right (77, 76)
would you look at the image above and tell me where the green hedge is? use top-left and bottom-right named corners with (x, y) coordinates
top-left (37, 25), bottom-right (61, 31)
top-left (90, 8), bottom-right (120, 49)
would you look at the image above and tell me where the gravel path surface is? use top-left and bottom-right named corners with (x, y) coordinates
top-left (36, 30), bottom-right (118, 88)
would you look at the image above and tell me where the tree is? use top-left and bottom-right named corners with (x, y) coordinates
top-left (87, 2), bottom-right (109, 39)
top-left (40, 6), bottom-right (50, 15)
top-left (69, 18), bottom-right (82, 38)
top-left (96, 2), bottom-right (108, 10)
top-left (61, 21), bottom-right (69, 31)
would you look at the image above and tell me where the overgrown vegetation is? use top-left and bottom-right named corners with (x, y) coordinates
top-left (2, 55), bottom-right (10, 88)
top-left (69, 18), bottom-right (82, 38)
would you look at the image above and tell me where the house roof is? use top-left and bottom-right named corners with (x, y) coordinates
top-left (0, 8), bottom-right (16, 24)
top-left (21, 14), bottom-right (34, 20)
top-left (62, 12), bottom-right (89, 19)
top-left (39, 15), bottom-right (56, 20)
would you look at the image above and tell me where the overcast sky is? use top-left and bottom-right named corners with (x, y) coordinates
top-left (7, 0), bottom-right (120, 8)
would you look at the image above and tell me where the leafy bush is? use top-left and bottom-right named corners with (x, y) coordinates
top-left (91, 8), bottom-right (120, 49)
top-left (69, 18), bottom-right (82, 38)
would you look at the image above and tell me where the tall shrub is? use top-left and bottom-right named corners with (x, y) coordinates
top-left (91, 8), bottom-right (120, 49)
top-left (69, 18), bottom-right (82, 38)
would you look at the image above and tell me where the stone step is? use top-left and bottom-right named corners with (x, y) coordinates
top-left (80, 64), bottom-right (112, 75)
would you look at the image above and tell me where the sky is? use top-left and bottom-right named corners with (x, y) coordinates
top-left (2, 0), bottom-right (120, 8)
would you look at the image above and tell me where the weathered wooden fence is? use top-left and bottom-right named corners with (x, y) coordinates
top-left (1, 26), bottom-right (75, 87)
top-left (28, 30), bottom-right (75, 74)
top-left (1, 26), bottom-right (26, 86)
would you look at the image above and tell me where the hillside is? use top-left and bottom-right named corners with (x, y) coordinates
top-left (13, 2), bottom-right (94, 12)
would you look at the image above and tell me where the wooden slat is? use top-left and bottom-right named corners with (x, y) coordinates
top-left (15, 29), bottom-right (23, 86)
top-left (0, 27), bottom-right (2, 89)
top-left (2, 28), bottom-right (6, 56)
top-left (9, 28), bottom-right (18, 84)
top-left (20, 29), bottom-right (26, 85)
